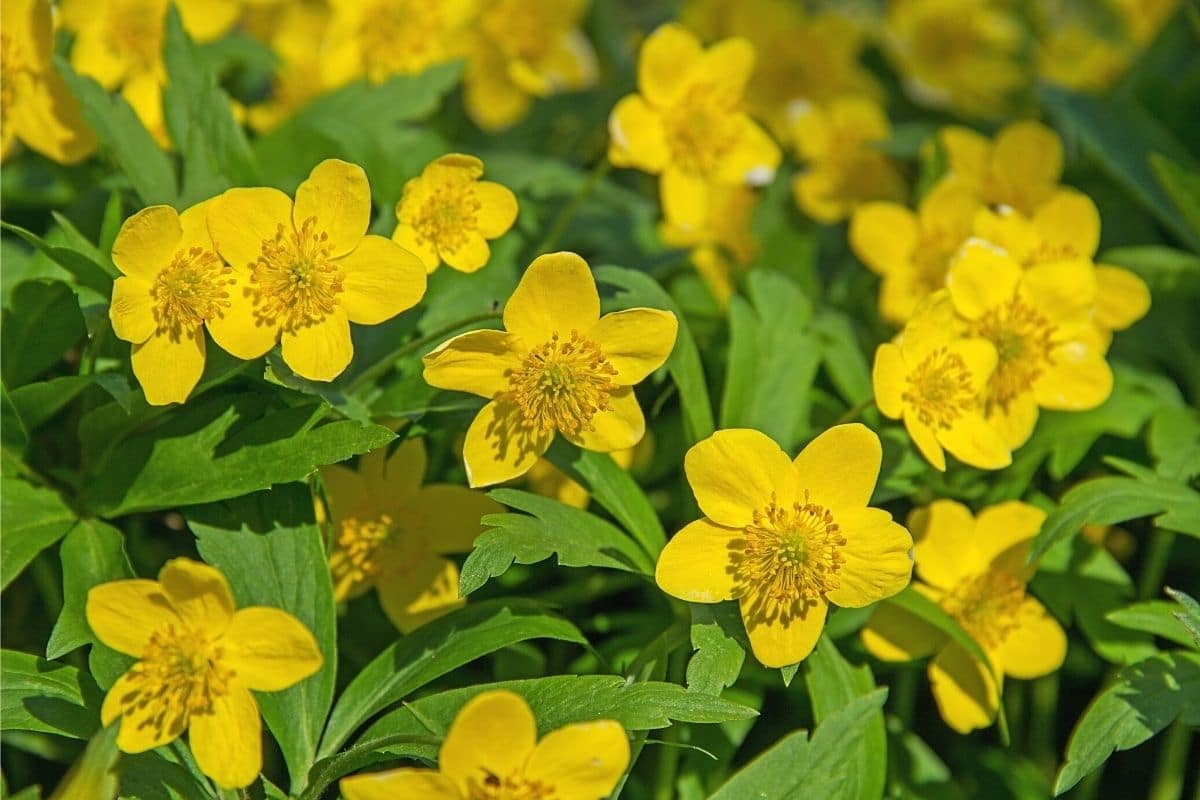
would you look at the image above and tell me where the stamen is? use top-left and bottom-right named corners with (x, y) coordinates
top-left (664, 83), bottom-right (742, 175)
top-left (412, 183), bottom-right (482, 252)
top-left (251, 216), bottom-right (344, 331)
top-left (901, 346), bottom-right (976, 429)
top-left (506, 331), bottom-right (619, 435)
top-left (151, 246), bottom-right (233, 341)
top-left (968, 297), bottom-right (1056, 413)
top-left (941, 568), bottom-right (1025, 649)
top-left (467, 769), bottom-right (554, 800)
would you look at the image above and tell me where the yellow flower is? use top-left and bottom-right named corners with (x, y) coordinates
top-left (1, 0), bottom-right (95, 164)
top-left (655, 425), bottom-right (913, 667)
top-left (658, 180), bottom-right (759, 307)
top-left (246, 0), bottom-right (331, 133)
top-left (120, 72), bottom-right (171, 150)
top-left (884, 0), bottom-right (1026, 118)
top-left (206, 159), bottom-right (427, 382)
top-left (423, 252), bottom-right (678, 487)
top-left (391, 154), bottom-right (519, 274)
top-left (946, 240), bottom-right (1113, 448)
top-left (681, 0), bottom-right (882, 138)
top-left (936, 120), bottom-right (1063, 217)
top-left (340, 689), bottom-right (629, 800)
top-left (86, 558), bottom-right (323, 788)
top-left (874, 293), bottom-right (1011, 471)
top-left (850, 179), bottom-right (977, 325)
top-left (862, 500), bottom-right (1066, 733)
top-left (789, 96), bottom-right (907, 224)
top-left (319, 438), bottom-right (502, 632)
top-left (321, 0), bottom-right (475, 88)
top-left (108, 201), bottom-right (232, 405)
top-left (1037, 22), bottom-right (1131, 93)
top-left (463, 0), bottom-right (598, 132)
top-left (608, 24), bottom-right (781, 235)
top-left (1110, 0), bottom-right (1179, 45)
top-left (526, 441), bottom-right (641, 509)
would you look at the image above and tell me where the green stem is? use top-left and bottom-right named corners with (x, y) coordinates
top-left (1137, 530), bottom-right (1176, 600)
top-left (835, 398), bottom-right (875, 425)
top-left (651, 652), bottom-right (686, 800)
top-left (80, 322), bottom-right (109, 376)
top-left (1148, 717), bottom-right (1192, 800)
top-left (891, 667), bottom-right (918, 729)
top-left (1029, 673), bottom-right (1059, 774)
top-left (537, 158), bottom-right (613, 255)
top-left (348, 310), bottom-right (502, 393)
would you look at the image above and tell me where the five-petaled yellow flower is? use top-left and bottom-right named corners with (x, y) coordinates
top-left (341, 689), bottom-right (629, 800)
top-left (207, 158), bottom-right (427, 382)
top-left (862, 500), bottom-right (1066, 733)
top-left (658, 180), bottom-right (759, 307)
top-left (109, 201), bottom-right (232, 405)
top-left (1, 0), bottom-right (95, 164)
top-left (423, 252), bottom-right (678, 487)
top-left (86, 558), bottom-right (322, 788)
top-left (656, 425), bottom-right (913, 667)
top-left (946, 240), bottom-right (1113, 448)
top-left (937, 121), bottom-right (1063, 216)
top-left (608, 24), bottom-right (781, 235)
top-left (874, 293), bottom-right (1011, 471)
top-left (392, 154), bottom-right (519, 274)
top-left (319, 437), bottom-right (502, 632)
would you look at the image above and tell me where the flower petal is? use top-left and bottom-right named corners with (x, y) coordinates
top-left (105, 671), bottom-right (183, 753)
top-left (1035, 342), bottom-right (1112, 411)
top-left (714, 115), bottom-right (781, 186)
top-left (158, 558), bottom-right (235, 636)
top-left (563, 386), bottom-right (645, 452)
top-left (440, 229), bottom-right (492, 273)
top-left (661, 168), bottom-right (710, 232)
top-left (992, 121), bottom-right (1062, 213)
top-left (318, 464), bottom-right (367, 523)
top-left (825, 507), bottom-right (913, 608)
top-left (391, 224), bottom-right (440, 273)
top-left (86, 579), bottom-right (181, 657)
top-left (189, 687), bottom-right (262, 789)
top-left (655, 518), bottom-right (739, 603)
top-left (503, 252), bottom-right (600, 345)
top-left (986, 392), bottom-right (1040, 450)
top-left (850, 203), bottom-right (919, 276)
top-left (376, 556), bottom-right (464, 633)
top-left (221, 607), bottom-right (323, 692)
top-left (462, 399), bottom-right (552, 487)
top-left (280, 308), bottom-right (353, 382)
top-left (360, 436), bottom-right (427, 502)
top-left (1034, 190), bottom-right (1099, 260)
top-left (111, 205), bottom-right (181, 280)
top-left (473, 181), bottom-right (519, 239)
top-left (338, 234), bottom-right (427, 324)
top-left (441, 690), bottom-right (538, 795)
top-left (938, 413), bottom-right (1012, 471)
top-left (684, 428), bottom-right (797, 528)
top-left (741, 593), bottom-right (827, 668)
top-left (995, 597), bottom-right (1067, 679)
top-left (109, 277), bottom-right (157, 344)
top-left (1094, 265), bottom-right (1150, 331)
top-left (910, 500), bottom-right (978, 588)
top-left (607, 94), bottom-right (669, 173)
top-left (588, 308), bottom-right (678, 385)
top-left (131, 326), bottom-right (206, 406)
top-left (293, 159), bottom-right (371, 258)
top-left (946, 240), bottom-right (1021, 319)
top-left (928, 642), bottom-right (1000, 734)
top-left (905, 413), bottom-right (946, 472)
top-left (207, 187), bottom-right (293, 272)
top-left (422, 328), bottom-right (523, 399)
top-left (637, 23), bottom-right (702, 106)
top-left (872, 342), bottom-right (907, 419)
top-left (791, 423), bottom-right (882, 514)
top-left (525, 720), bottom-right (630, 799)
top-left (973, 500), bottom-right (1045, 572)
top-left (861, 598), bottom-right (945, 662)
top-left (690, 36), bottom-right (755, 100)
top-left (341, 769), bottom-right (461, 800)
top-left (1020, 260), bottom-right (1096, 323)
top-left (419, 484), bottom-right (505, 555)
top-left (206, 268), bottom-right (281, 360)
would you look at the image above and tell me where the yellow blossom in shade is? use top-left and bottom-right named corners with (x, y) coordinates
top-left (463, 0), bottom-right (598, 132)
top-left (1037, 22), bottom-right (1131, 93)
top-left (1110, 0), bottom-right (1179, 45)
top-left (874, 293), bottom-right (1011, 471)
top-left (884, 0), bottom-right (1026, 118)
top-left (391, 154), bottom-right (519, 274)
top-left (108, 201), bottom-right (233, 405)
top-left (607, 24), bottom-right (782, 234)
top-left (321, 0), bottom-right (475, 89)
top-left (206, 159), bottom-right (427, 382)
top-left (527, 441), bottom-right (641, 509)
top-left (246, 0), bottom-right (331, 133)
top-left (656, 425), bottom-right (913, 668)
top-left (120, 72), bottom-right (171, 150)
top-left (789, 96), bottom-right (907, 224)
top-left (861, 500), bottom-right (1066, 733)
top-left (423, 252), bottom-right (678, 487)
top-left (0, 0), bottom-right (95, 164)
top-left (658, 181), bottom-right (760, 307)
top-left (340, 689), bottom-right (630, 800)
top-left (936, 120), bottom-right (1063, 217)
top-left (946, 240), bottom-right (1113, 449)
top-left (681, 0), bottom-right (882, 138)
top-left (86, 558), bottom-right (323, 788)
top-left (850, 179), bottom-right (977, 325)
top-left (319, 438), bottom-right (502, 632)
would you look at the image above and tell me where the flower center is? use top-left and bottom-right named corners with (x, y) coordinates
top-left (414, 184), bottom-right (481, 251)
top-left (941, 568), bottom-right (1025, 649)
top-left (967, 297), bottom-right (1056, 413)
top-left (1023, 239), bottom-right (1079, 267)
top-left (732, 491), bottom-right (846, 621)
top-left (506, 331), bottom-right (618, 436)
top-left (0, 34), bottom-right (34, 117)
top-left (902, 346), bottom-right (976, 429)
top-left (467, 770), bottom-right (555, 800)
top-left (911, 227), bottom-right (961, 295)
top-left (251, 216), bottom-right (344, 331)
top-left (151, 246), bottom-right (233, 339)
top-left (331, 512), bottom-right (431, 591)
top-left (359, 0), bottom-right (449, 81)
top-left (664, 83), bottom-right (742, 175)
top-left (116, 623), bottom-right (234, 741)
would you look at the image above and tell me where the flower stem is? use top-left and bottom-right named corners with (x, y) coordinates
top-left (348, 310), bottom-right (502, 393)
top-left (1147, 717), bottom-right (1192, 800)
top-left (536, 158), bottom-right (613, 255)
top-left (1136, 529), bottom-right (1176, 601)
top-left (835, 397), bottom-right (875, 425)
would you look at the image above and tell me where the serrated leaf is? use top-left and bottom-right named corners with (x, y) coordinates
top-left (459, 489), bottom-right (653, 596)
top-left (1055, 651), bottom-right (1200, 794)
top-left (318, 599), bottom-right (588, 758)
top-left (1, 280), bottom-right (86, 388)
top-left (686, 603), bottom-right (745, 695)
top-left (1105, 601), bottom-right (1197, 650)
top-left (1165, 587), bottom-right (1200, 650)
top-left (47, 519), bottom-right (133, 659)
top-left (1, 476), bottom-right (77, 590)
top-left (9, 374), bottom-right (131, 431)
top-left (0, 651), bottom-right (102, 739)
top-left (1149, 406), bottom-right (1200, 483)
top-left (188, 486), bottom-right (336, 793)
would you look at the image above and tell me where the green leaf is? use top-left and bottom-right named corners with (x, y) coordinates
top-left (1149, 406), bottom-right (1200, 483)
top-left (686, 603), bottom-right (745, 695)
top-left (54, 56), bottom-right (177, 206)
top-left (117, 749), bottom-right (211, 800)
top-left (1102, 246), bottom-right (1200, 294)
top-left (1, 280), bottom-right (86, 388)
top-left (9, 374), bottom-right (131, 430)
top-left (803, 636), bottom-right (886, 800)
top-left (46, 519), bottom-right (133, 659)
top-left (1, 476), bottom-right (77, 590)
top-left (708, 689), bottom-right (888, 799)
top-left (1150, 153), bottom-right (1200, 241)
top-left (544, 441), bottom-right (666, 558)
top-left (51, 725), bottom-right (120, 800)
top-left (189, 486), bottom-right (336, 793)
top-left (1055, 651), bottom-right (1200, 795)
top-left (298, 734), bottom-right (442, 800)
top-left (2, 385), bottom-right (28, 455)
top-left (0, 220), bottom-right (114, 300)
top-left (594, 265), bottom-right (715, 444)
top-left (318, 599), bottom-right (587, 758)
top-left (813, 309), bottom-right (873, 407)
top-left (79, 394), bottom-right (394, 516)
top-left (1106, 601), bottom-right (1197, 649)
top-left (720, 271), bottom-right (820, 451)
top-left (1165, 587), bottom-right (1200, 650)
top-left (460, 489), bottom-right (654, 596)
top-left (886, 586), bottom-right (995, 679)
top-left (0, 651), bottom-right (102, 739)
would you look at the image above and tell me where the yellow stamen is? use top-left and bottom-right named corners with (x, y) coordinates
top-left (151, 246), bottom-right (233, 340)
top-left (968, 297), bottom-right (1055, 413)
top-left (414, 183), bottom-right (481, 252)
top-left (507, 331), bottom-right (618, 436)
top-left (468, 770), bottom-right (554, 800)
top-left (902, 346), bottom-right (976, 429)
top-left (251, 216), bottom-right (344, 331)
top-left (941, 568), bottom-right (1025, 649)
top-left (664, 83), bottom-right (742, 175)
